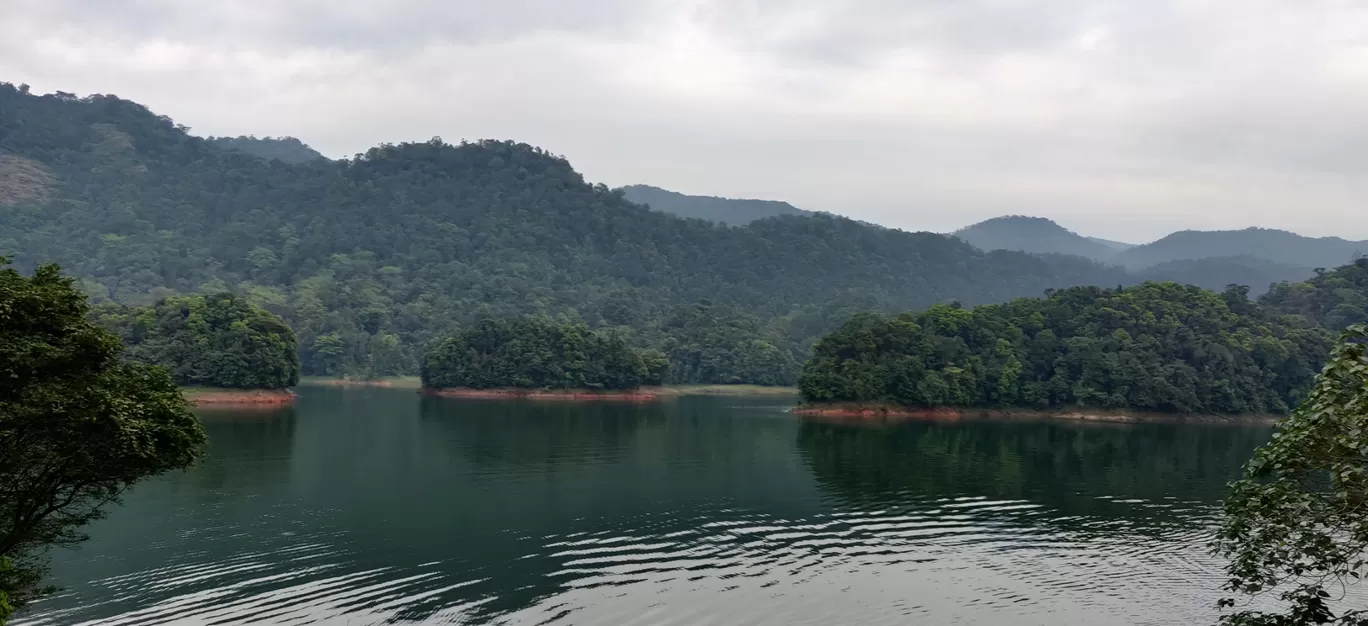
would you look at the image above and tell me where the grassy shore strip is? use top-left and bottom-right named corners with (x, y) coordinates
top-left (791, 403), bottom-right (1280, 424)
top-left (298, 376), bottom-right (423, 389)
top-left (299, 378), bottom-right (796, 396)
top-left (653, 385), bottom-right (798, 396)
top-left (422, 387), bottom-right (660, 401)
top-left (182, 387), bottom-right (297, 406)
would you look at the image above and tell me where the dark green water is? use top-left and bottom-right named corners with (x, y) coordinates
top-left (19, 387), bottom-right (1271, 625)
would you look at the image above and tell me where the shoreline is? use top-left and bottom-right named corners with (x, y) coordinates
top-left (298, 376), bottom-right (422, 389)
top-left (791, 403), bottom-right (1281, 425)
top-left (303, 377), bottom-right (798, 397)
top-left (183, 388), bottom-right (297, 407)
top-left (422, 387), bottom-right (662, 402)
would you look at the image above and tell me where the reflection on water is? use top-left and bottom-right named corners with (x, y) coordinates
top-left (19, 388), bottom-right (1270, 625)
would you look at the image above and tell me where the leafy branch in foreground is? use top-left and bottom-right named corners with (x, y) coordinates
top-left (0, 259), bottom-right (206, 622)
top-left (1213, 324), bottom-right (1368, 625)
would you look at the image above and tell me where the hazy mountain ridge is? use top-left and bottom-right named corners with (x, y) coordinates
top-left (619, 184), bottom-right (812, 226)
top-left (952, 216), bottom-right (1357, 294)
top-left (952, 216), bottom-right (1122, 262)
top-left (1113, 227), bottom-right (1368, 271)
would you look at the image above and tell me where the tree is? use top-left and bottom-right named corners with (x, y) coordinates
top-left (422, 317), bottom-right (657, 391)
top-left (91, 294), bottom-right (300, 389)
top-left (1212, 324), bottom-right (1368, 625)
top-left (0, 260), bottom-right (206, 620)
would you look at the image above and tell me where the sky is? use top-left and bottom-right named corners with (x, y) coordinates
top-left (3, 0), bottom-right (1368, 243)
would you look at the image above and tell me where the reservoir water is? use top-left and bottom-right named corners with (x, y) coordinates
top-left (18, 386), bottom-right (1272, 625)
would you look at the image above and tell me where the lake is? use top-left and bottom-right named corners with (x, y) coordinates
top-left (18, 386), bottom-right (1271, 625)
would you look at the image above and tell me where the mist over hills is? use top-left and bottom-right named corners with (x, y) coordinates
top-left (949, 216), bottom-right (1358, 295)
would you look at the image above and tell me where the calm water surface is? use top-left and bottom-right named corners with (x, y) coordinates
top-left (20, 387), bottom-right (1273, 625)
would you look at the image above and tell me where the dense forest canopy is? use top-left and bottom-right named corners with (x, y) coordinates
top-left (0, 83), bottom-right (1137, 382)
top-left (92, 294), bottom-right (300, 389)
top-left (422, 318), bottom-right (665, 390)
top-left (618, 184), bottom-right (812, 226)
top-left (799, 282), bottom-right (1333, 415)
top-left (1260, 258), bottom-right (1368, 330)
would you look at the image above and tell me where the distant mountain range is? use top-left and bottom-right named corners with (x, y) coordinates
top-left (154, 123), bottom-right (1365, 300)
top-left (949, 215), bottom-right (1367, 295)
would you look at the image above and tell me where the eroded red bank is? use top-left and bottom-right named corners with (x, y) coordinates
top-left (790, 404), bottom-right (1278, 424)
top-left (185, 389), bottom-right (297, 407)
top-left (422, 388), bottom-right (662, 402)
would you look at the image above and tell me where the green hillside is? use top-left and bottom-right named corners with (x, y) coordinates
top-left (0, 84), bottom-right (1131, 382)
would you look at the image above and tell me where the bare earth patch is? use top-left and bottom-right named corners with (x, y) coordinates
top-left (0, 154), bottom-right (54, 205)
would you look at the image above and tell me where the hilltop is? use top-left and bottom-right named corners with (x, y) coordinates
top-left (618, 184), bottom-right (812, 226)
top-left (205, 135), bottom-right (326, 164)
top-left (952, 216), bottom-right (1126, 263)
top-left (1113, 227), bottom-right (1368, 270)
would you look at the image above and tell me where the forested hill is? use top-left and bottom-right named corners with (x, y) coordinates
top-left (1261, 258), bottom-right (1368, 330)
top-left (0, 84), bottom-right (1131, 380)
top-left (1137, 256), bottom-right (1315, 296)
top-left (1114, 228), bottom-right (1368, 270)
top-left (205, 135), bottom-right (325, 163)
top-left (618, 184), bottom-right (812, 226)
top-left (953, 216), bottom-right (1122, 262)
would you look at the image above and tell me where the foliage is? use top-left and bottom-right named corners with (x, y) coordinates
top-left (656, 301), bottom-right (799, 386)
top-left (0, 558), bottom-right (9, 626)
top-left (0, 259), bottom-right (206, 615)
top-left (91, 294), bottom-right (300, 389)
top-left (0, 83), bottom-right (1134, 384)
top-left (1212, 324), bottom-right (1368, 625)
top-left (799, 282), bottom-right (1333, 415)
top-left (422, 318), bottom-right (658, 390)
top-left (1261, 259), bottom-right (1368, 331)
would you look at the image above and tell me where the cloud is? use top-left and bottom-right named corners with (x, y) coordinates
top-left (3, 0), bottom-right (1368, 242)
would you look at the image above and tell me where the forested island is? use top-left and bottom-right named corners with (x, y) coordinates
top-left (797, 280), bottom-right (1342, 419)
top-left (90, 293), bottom-right (300, 404)
top-left (422, 318), bottom-right (667, 399)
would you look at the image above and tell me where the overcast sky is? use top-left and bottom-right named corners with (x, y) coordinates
top-left (4, 0), bottom-right (1368, 242)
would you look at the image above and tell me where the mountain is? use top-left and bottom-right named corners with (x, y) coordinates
top-left (1136, 256), bottom-right (1316, 296)
top-left (205, 135), bottom-right (325, 164)
top-left (1114, 228), bottom-right (1368, 271)
top-left (0, 84), bottom-right (1132, 382)
top-left (618, 184), bottom-right (811, 226)
top-left (952, 216), bottom-right (1121, 262)
top-left (1086, 236), bottom-right (1135, 252)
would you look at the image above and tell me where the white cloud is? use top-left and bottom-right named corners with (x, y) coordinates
top-left (3, 0), bottom-right (1368, 242)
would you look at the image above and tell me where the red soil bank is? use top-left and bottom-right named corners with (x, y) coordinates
top-left (186, 389), bottom-right (297, 407)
